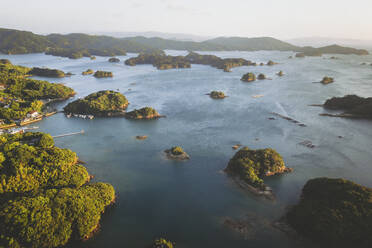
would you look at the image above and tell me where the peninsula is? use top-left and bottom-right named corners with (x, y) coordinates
top-left (0, 132), bottom-right (115, 248)
top-left (285, 178), bottom-right (372, 248)
top-left (0, 60), bottom-right (75, 127)
top-left (322, 95), bottom-right (372, 118)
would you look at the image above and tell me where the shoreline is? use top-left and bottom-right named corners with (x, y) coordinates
top-left (226, 174), bottom-right (275, 200)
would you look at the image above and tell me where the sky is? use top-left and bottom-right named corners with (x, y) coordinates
top-left (0, 0), bottom-right (371, 40)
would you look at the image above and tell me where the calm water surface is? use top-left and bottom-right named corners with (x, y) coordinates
top-left (2, 50), bottom-right (372, 248)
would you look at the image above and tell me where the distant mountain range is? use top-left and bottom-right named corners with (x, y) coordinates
top-left (93, 31), bottom-right (211, 42)
top-left (0, 28), bottom-right (369, 57)
top-left (287, 37), bottom-right (372, 49)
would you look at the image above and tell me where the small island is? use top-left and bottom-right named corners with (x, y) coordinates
top-left (257, 73), bottom-right (266, 80)
top-left (94, 70), bottom-right (113, 78)
top-left (136, 135), bottom-right (148, 140)
top-left (0, 132), bottom-right (115, 248)
top-left (125, 107), bottom-right (162, 119)
top-left (321, 94), bottom-right (372, 118)
top-left (164, 146), bottom-right (190, 160)
top-left (277, 71), bottom-right (284, 76)
top-left (208, 91), bottom-right (226, 99)
top-left (285, 178), bottom-right (372, 248)
top-left (29, 67), bottom-right (66, 78)
top-left (108, 57), bottom-right (120, 63)
top-left (224, 147), bottom-right (292, 199)
top-left (320, 76), bottom-right (334, 84)
top-left (241, 72), bottom-right (256, 82)
top-left (82, 69), bottom-right (94, 75)
top-left (64, 90), bottom-right (129, 117)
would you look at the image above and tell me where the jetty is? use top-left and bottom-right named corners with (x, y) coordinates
top-left (298, 140), bottom-right (316, 148)
top-left (319, 113), bottom-right (358, 118)
top-left (53, 130), bottom-right (85, 138)
top-left (270, 112), bottom-right (306, 127)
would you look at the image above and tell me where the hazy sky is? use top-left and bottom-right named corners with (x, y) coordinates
top-left (1, 0), bottom-right (371, 40)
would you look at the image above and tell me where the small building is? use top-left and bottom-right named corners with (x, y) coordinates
top-left (27, 111), bottom-right (39, 118)
top-left (7, 128), bottom-right (24, 134)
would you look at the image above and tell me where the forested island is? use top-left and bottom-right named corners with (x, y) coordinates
top-left (0, 28), bottom-right (368, 59)
top-left (82, 69), bottom-right (94, 75)
top-left (322, 95), bottom-right (372, 118)
top-left (94, 71), bottom-right (113, 78)
top-left (64, 90), bottom-right (129, 117)
top-left (225, 147), bottom-right (292, 198)
top-left (125, 52), bottom-right (256, 72)
top-left (125, 107), bottom-right (162, 119)
top-left (285, 178), bottom-right (372, 248)
top-left (29, 67), bottom-right (66, 78)
top-left (241, 72), bottom-right (256, 82)
top-left (185, 52), bottom-right (255, 72)
top-left (0, 132), bottom-right (115, 248)
top-left (320, 76), bottom-right (334, 84)
top-left (208, 91), bottom-right (226, 99)
top-left (0, 60), bottom-right (75, 126)
top-left (125, 53), bottom-right (191, 70)
top-left (108, 57), bottom-right (120, 63)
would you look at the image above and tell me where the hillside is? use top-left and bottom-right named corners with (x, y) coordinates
top-left (0, 28), bottom-right (53, 54)
top-left (0, 27), bottom-right (368, 56)
top-left (203, 36), bottom-right (298, 51)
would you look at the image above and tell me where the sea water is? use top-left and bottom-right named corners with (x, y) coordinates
top-left (2, 50), bottom-right (372, 248)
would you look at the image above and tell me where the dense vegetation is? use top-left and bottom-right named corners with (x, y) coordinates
top-left (241, 72), bottom-right (256, 82)
top-left (286, 178), bottom-right (372, 248)
top-left (64, 90), bottom-right (129, 116)
top-left (94, 71), bottom-right (113, 78)
top-left (0, 132), bottom-right (115, 248)
top-left (0, 28), bottom-right (53, 54)
top-left (0, 60), bottom-right (74, 123)
top-left (29, 67), bottom-right (66, 78)
top-left (125, 107), bottom-right (160, 119)
top-left (225, 147), bottom-right (290, 189)
top-left (324, 95), bottom-right (372, 117)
